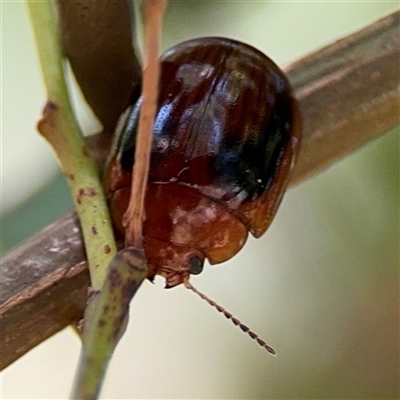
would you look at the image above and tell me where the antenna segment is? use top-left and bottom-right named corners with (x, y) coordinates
top-left (183, 280), bottom-right (276, 355)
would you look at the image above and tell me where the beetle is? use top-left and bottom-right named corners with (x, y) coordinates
top-left (104, 36), bottom-right (301, 290)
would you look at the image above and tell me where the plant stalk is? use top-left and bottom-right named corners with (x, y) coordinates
top-left (26, 0), bottom-right (116, 290)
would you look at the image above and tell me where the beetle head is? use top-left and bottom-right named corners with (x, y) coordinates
top-left (144, 237), bottom-right (205, 288)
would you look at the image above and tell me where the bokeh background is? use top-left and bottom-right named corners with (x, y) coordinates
top-left (1, 1), bottom-right (399, 399)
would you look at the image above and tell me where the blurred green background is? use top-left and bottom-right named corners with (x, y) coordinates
top-left (1, 1), bottom-right (399, 399)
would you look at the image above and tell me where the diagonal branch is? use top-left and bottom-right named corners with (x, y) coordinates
top-left (286, 10), bottom-right (399, 185)
top-left (1, 10), bottom-right (399, 371)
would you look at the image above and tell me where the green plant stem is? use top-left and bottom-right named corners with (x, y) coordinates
top-left (26, 0), bottom-right (116, 290)
top-left (72, 248), bottom-right (147, 400)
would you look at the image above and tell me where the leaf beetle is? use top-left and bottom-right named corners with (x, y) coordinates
top-left (104, 37), bottom-right (301, 290)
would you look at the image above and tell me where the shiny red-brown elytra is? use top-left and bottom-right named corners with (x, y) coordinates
top-left (104, 37), bottom-right (301, 288)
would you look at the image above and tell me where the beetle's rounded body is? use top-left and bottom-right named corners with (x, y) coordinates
top-left (104, 37), bottom-right (301, 287)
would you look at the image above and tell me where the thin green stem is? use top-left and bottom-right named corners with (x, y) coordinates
top-left (72, 249), bottom-right (147, 400)
top-left (26, 0), bottom-right (72, 116)
top-left (26, 0), bottom-right (116, 290)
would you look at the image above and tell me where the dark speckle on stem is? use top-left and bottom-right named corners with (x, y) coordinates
top-left (104, 245), bottom-right (111, 254)
top-left (121, 280), bottom-right (138, 303)
top-left (91, 225), bottom-right (98, 235)
top-left (108, 269), bottom-right (122, 288)
top-left (108, 314), bottom-right (126, 342)
top-left (44, 100), bottom-right (58, 112)
top-left (76, 187), bottom-right (97, 204)
top-left (80, 188), bottom-right (97, 197)
top-left (82, 146), bottom-right (90, 157)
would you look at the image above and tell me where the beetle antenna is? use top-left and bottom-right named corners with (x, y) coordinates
top-left (183, 279), bottom-right (276, 355)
